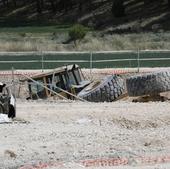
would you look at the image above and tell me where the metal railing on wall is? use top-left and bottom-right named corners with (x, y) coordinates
top-left (0, 50), bottom-right (170, 71)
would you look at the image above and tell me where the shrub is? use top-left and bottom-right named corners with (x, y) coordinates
top-left (20, 32), bottom-right (26, 37)
top-left (69, 24), bottom-right (87, 45)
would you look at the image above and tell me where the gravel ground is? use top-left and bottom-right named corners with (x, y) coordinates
top-left (0, 99), bottom-right (170, 169)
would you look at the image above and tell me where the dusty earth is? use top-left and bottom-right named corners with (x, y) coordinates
top-left (0, 99), bottom-right (170, 169)
top-left (0, 68), bottom-right (170, 169)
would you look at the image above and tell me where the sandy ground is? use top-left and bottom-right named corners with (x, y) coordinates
top-left (0, 68), bottom-right (170, 169)
top-left (0, 99), bottom-right (170, 169)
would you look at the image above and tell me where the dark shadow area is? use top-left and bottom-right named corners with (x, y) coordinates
top-left (0, 0), bottom-right (169, 32)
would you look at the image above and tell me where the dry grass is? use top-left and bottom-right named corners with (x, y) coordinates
top-left (0, 41), bottom-right (38, 51)
top-left (0, 41), bottom-right (65, 51)
top-left (76, 33), bottom-right (170, 51)
top-left (0, 32), bottom-right (170, 51)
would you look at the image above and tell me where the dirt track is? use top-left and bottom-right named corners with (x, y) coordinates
top-left (0, 99), bottom-right (170, 169)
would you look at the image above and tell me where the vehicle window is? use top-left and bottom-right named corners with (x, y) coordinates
top-left (37, 80), bottom-right (44, 93)
top-left (62, 74), bottom-right (67, 86)
top-left (74, 69), bottom-right (82, 84)
top-left (54, 75), bottom-right (60, 85)
top-left (68, 71), bottom-right (77, 85)
top-left (47, 76), bottom-right (53, 90)
top-left (53, 75), bottom-right (62, 92)
top-left (30, 82), bottom-right (38, 94)
top-left (45, 74), bottom-right (66, 93)
top-left (30, 79), bottom-right (45, 94)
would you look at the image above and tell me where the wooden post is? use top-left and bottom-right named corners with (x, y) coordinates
top-left (41, 51), bottom-right (44, 72)
top-left (137, 49), bottom-right (140, 73)
top-left (90, 52), bottom-right (93, 80)
top-left (11, 67), bottom-right (15, 97)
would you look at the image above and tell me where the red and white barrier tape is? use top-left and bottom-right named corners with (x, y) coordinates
top-left (0, 68), bottom-right (170, 77)
top-left (0, 71), bottom-right (39, 77)
top-left (19, 155), bottom-right (170, 169)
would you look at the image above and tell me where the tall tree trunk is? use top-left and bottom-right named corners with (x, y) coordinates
top-left (2, 0), bottom-right (9, 7)
top-left (6, 0), bottom-right (9, 7)
top-left (12, 0), bottom-right (17, 7)
top-left (87, 0), bottom-right (92, 11)
top-left (50, 0), bottom-right (56, 12)
top-left (79, 1), bottom-right (82, 12)
top-left (40, 0), bottom-right (44, 8)
top-left (36, 0), bottom-right (42, 13)
top-left (2, 0), bottom-right (6, 7)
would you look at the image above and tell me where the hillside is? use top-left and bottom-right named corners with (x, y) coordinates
top-left (0, 0), bottom-right (170, 32)
top-left (0, 0), bottom-right (170, 52)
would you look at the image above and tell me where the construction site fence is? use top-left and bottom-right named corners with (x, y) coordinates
top-left (0, 50), bottom-right (170, 70)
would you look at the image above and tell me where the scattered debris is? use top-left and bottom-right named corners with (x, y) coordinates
top-left (126, 71), bottom-right (170, 102)
top-left (76, 118), bottom-right (92, 125)
top-left (4, 150), bottom-right (17, 158)
top-left (0, 114), bottom-right (12, 124)
top-left (12, 117), bottom-right (29, 124)
top-left (0, 82), bottom-right (16, 118)
top-left (22, 64), bottom-right (126, 102)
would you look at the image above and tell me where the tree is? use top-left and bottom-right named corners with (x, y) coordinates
top-left (69, 24), bottom-right (87, 46)
top-left (112, 0), bottom-right (125, 17)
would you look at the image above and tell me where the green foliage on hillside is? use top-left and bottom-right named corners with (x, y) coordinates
top-left (69, 24), bottom-right (87, 45)
top-left (0, 0), bottom-right (170, 32)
